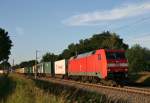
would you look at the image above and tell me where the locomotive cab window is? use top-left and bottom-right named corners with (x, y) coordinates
top-left (98, 54), bottom-right (101, 60)
top-left (106, 52), bottom-right (126, 60)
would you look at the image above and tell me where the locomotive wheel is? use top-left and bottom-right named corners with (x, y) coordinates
top-left (100, 80), bottom-right (117, 86)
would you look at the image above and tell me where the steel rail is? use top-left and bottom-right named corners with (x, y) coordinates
top-left (40, 77), bottom-right (150, 96)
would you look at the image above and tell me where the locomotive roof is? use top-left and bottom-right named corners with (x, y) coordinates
top-left (70, 50), bottom-right (95, 60)
top-left (69, 49), bottom-right (125, 60)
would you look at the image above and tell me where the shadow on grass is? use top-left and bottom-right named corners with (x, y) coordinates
top-left (0, 74), bottom-right (16, 102)
top-left (143, 77), bottom-right (150, 86)
top-left (128, 73), bottom-right (150, 87)
top-left (33, 79), bottom-right (128, 103)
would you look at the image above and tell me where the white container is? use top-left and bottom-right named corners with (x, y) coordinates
top-left (20, 68), bottom-right (25, 73)
top-left (0, 70), bottom-right (4, 74)
top-left (37, 63), bottom-right (44, 73)
top-left (32, 66), bottom-right (36, 73)
top-left (54, 59), bottom-right (66, 75)
top-left (15, 68), bottom-right (25, 73)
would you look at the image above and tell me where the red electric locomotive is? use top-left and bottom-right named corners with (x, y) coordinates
top-left (68, 49), bottom-right (128, 83)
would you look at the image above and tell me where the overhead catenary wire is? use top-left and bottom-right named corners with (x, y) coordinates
top-left (112, 16), bottom-right (150, 32)
top-left (104, 15), bottom-right (150, 43)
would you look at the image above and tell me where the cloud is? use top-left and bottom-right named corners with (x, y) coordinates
top-left (131, 35), bottom-right (150, 43)
top-left (126, 33), bottom-right (150, 48)
top-left (15, 27), bottom-right (24, 35)
top-left (63, 2), bottom-right (150, 26)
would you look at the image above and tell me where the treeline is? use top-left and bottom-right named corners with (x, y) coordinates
top-left (126, 44), bottom-right (150, 72)
top-left (12, 60), bottom-right (38, 69)
top-left (59, 31), bottom-right (128, 59)
top-left (13, 31), bottom-right (150, 73)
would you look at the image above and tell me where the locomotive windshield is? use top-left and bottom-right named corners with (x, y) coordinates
top-left (106, 52), bottom-right (126, 60)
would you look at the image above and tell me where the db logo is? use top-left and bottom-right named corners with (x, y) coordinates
top-left (56, 65), bottom-right (62, 69)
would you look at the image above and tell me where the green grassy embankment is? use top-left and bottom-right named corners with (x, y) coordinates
top-left (0, 74), bottom-right (65, 103)
top-left (0, 74), bottom-right (16, 102)
top-left (0, 74), bottom-right (128, 103)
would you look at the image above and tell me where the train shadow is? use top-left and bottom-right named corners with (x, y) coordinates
top-left (127, 73), bottom-right (150, 87)
top-left (0, 74), bottom-right (16, 102)
top-left (126, 83), bottom-right (150, 88)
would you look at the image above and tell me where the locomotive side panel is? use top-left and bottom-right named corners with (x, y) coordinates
top-left (86, 54), bottom-right (102, 77)
top-left (68, 57), bottom-right (87, 76)
top-left (68, 49), bottom-right (107, 79)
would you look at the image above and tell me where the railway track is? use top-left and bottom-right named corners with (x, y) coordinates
top-left (124, 86), bottom-right (150, 94)
top-left (48, 78), bottom-right (150, 95)
top-left (23, 74), bottom-right (150, 95)
top-left (38, 77), bottom-right (150, 103)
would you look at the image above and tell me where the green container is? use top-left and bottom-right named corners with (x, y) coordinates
top-left (24, 67), bottom-right (29, 73)
top-left (29, 67), bottom-right (33, 73)
top-left (25, 67), bottom-right (32, 73)
top-left (43, 62), bottom-right (51, 74)
top-left (24, 67), bottom-right (28, 73)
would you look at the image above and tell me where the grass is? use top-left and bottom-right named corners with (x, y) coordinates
top-left (0, 74), bottom-right (128, 103)
top-left (34, 79), bottom-right (128, 103)
top-left (0, 74), bottom-right (16, 102)
top-left (0, 74), bottom-right (65, 103)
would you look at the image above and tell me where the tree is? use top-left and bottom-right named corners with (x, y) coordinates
top-left (0, 28), bottom-right (13, 62)
top-left (19, 60), bottom-right (38, 68)
top-left (61, 31), bottom-right (128, 59)
top-left (41, 53), bottom-right (58, 73)
top-left (0, 61), bottom-right (11, 70)
top-left (41, 53), bottom-right (58, 62)
top-left (12, 64), bottom-right (20, 70)
top-left (126, 44), bottom-right (150, 72)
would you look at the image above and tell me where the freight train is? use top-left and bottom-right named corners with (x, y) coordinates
top-left (15, 49), bottom-right (128, 86)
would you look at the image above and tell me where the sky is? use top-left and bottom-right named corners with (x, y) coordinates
top-left (0, 0), bottom-right (150, 64)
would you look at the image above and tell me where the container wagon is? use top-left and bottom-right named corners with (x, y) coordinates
top-left (36, 62), bottom-right (52, 77)
top-left (0, 70), bottom-right (4, 74)
top-left (24, 67), bottom-right (33, 75)
top-left (54, 59), bottom-right (67, 78)
top-left (37, 63), bottom-right (44, 76)
top-left (16, 68), bottom-right (25, 74)
top-left (43, 62), bottom-right (52, 77)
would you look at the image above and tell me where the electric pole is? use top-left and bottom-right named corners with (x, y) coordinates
top-left (35, 50), bottom-right (38, 79)
top-left (12, 59), bottom-right (14, 67)
top-left (12, 59), bottom-right (14, 72)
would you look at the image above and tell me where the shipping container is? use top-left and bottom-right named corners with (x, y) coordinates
top-left (29, 67), bottom-right (33, 73)
top-left (43, 62), bottom-right (51, 74)
top-left (25, 67), bottom-right (33, 74)
top-left (15, 68), bottom-right (25, 73)
top-left (54, 59), bottom-right (67, 75)
top-left (24, 67), bottom-right (28, 74)
top-left (37, 63), bottom-right (44, 74)
top-left (34, 62), bottom-right (52, 76)
top-left (0, 70), bottom-right (4, 74)
top-left (32, 65), bottom-right (36, 73)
